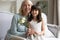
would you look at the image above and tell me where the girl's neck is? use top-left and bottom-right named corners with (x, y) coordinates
top-left (33, 17), bottom-right (37, 21)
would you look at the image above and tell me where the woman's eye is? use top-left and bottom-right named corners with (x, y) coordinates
top-left (28, 4), bottom-right (30, 6)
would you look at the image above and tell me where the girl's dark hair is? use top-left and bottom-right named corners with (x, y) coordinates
top-left (27, 5), bottom-right (42, 23)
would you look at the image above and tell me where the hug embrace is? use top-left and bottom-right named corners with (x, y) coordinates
top-left (5, 0), bottom-right (54, 40)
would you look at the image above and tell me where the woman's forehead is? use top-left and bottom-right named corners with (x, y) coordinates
top-left (23, 0), bottom-right (33, 5)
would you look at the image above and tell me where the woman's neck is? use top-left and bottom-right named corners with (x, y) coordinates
top-left (22, 12), bottom-right (28, 16)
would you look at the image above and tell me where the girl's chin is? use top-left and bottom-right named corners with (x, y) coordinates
top-left (33, 15), bottom-right (37, 17)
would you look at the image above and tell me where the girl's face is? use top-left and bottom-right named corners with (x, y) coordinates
top-left (31, 9), bottom-right (39, 17)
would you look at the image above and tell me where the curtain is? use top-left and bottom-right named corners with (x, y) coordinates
top-left (48, 0), bottom-right (58, 25)
top-left (53, 0), bottom-right (58, 25)
top-left (58, 0), bottom-right (60, 26)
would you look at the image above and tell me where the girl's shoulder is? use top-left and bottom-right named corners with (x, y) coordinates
top-left (30, 20), bottom-right (42, 24)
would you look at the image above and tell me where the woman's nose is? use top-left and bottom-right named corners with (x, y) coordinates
top-left (26, 5), bottom-right (29, 9)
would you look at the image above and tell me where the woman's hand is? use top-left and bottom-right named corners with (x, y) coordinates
top-left (27, 28), bottom-right (36, 36)
top-left (35, 31), bottom-right (45, 36)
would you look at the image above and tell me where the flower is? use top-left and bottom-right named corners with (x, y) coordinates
top-left (18, 17), bottom-right (29, 28)
top-left (19, 17), bottom-right (26, 24)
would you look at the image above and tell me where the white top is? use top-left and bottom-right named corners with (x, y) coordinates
top-left (29, 13), bottom-right (47, 33)
top-left (30, 20), bottom-right (42, 33)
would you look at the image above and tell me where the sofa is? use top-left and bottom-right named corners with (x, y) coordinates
top-left (0, 12), bottom-right (59, 40)
top-left (0, 12), bottom-right (13, 40)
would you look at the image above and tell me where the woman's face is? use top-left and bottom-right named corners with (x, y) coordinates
top-left (22, 1), bottom-right (32, 14)
top-left (31, 10), bottom-right (39, 17)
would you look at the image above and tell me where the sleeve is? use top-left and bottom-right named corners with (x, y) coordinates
top-left (10, 15), bottom-right (26, 36)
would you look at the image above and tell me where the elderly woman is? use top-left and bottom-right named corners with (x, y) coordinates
top-left (5, 0), bottom-right (33, 40)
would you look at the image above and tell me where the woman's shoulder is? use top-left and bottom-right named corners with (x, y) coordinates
top-left (41, 13), bottom-right (47, 17)
top-left (41, 13), bottom-right (47, 19)
top-left (13, 13), bottom-right (20, 16)
top-left (13, 13), bottom-right (22, 18)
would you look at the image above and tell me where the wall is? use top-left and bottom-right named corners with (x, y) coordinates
top-left (16, 0), bottom-right (23, 13)
top-left (0, 1), bottom-right (16, 13)
top-left (0, 2), bottom-right (11, 12)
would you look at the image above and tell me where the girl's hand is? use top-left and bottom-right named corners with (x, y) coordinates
top-left (31, 29), bottom-right (36, 35)
top-left (26, 28), bottom-right (32, 36)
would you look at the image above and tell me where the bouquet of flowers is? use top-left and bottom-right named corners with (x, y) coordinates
top-left (18, 17), bottom-right (29, 28)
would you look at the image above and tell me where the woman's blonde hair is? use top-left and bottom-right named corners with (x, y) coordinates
top-left (19, 0), bottom-right (33, 14)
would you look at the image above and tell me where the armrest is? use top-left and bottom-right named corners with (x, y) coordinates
top-left (47, 24), bottom-right (58, 38)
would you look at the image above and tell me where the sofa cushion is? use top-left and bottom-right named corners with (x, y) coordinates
top-left (47, 24), bottom-right (58, 38)
top-left (0, 12), bottom-right (14, 40)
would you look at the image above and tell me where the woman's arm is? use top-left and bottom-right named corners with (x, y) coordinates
top-left (9, 15), bottom-right (26, 36)
top-left (27, 23), bottom-right (37, 36)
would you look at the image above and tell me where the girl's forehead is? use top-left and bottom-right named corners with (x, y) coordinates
top-left (31, 8), bottom-right (39, 10)
top-left (32, 9), bottom-right (39, 11)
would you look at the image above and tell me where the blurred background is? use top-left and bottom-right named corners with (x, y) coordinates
top-left (0, 0), bottom-right (59, 26)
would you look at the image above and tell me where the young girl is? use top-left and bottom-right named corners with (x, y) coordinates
top-left (27, 5), bottom-right (45, 40)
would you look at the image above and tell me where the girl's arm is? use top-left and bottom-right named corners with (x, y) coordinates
top-left (35, 19), bottom-right (45, 36)
top-left (40, 19), bottom-right (45, 35)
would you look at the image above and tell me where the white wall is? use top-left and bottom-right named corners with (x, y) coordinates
top-left (31, 0), bottom-right (40, 4)
top-left (16, 0), bottom-right (23, 13)
top-left (0, 2), bottom-right (11, 12)
top-left (0, 1), bottom-right (16, 13)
